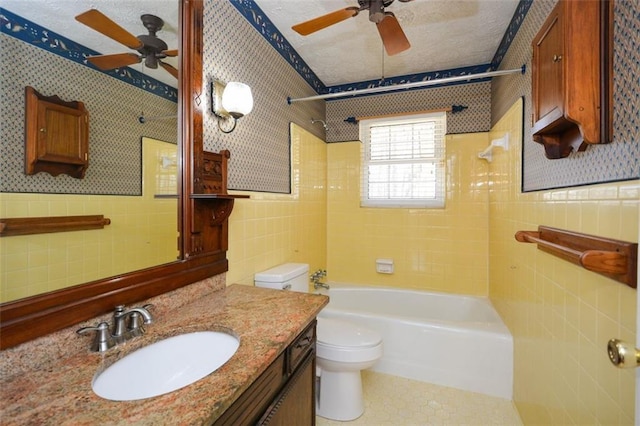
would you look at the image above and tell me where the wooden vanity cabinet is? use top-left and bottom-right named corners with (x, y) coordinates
top-left (214, 321), bottom-right (317, 426)
top-left (530, 0), bottom-right (613, 159)
top-left (258, 351), bottom-right (315, 425)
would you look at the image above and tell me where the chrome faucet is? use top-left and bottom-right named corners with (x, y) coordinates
top-left (112, 304), bottom-right (153, 343)
top-left (314, 281), bottom-right (330, 290)
top-left (77, 304), bottom-right (153, 351)
top-left (310, 269), bottom-right (330, 290)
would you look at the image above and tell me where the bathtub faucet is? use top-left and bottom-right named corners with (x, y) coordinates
top-left (314, 281), bottom-right (330, 290)
top-left (310, 269), bottom-right (329, 290)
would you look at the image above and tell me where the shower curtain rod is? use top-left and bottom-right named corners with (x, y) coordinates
top-left (138, 114), bottom-right (178, 124)
top-left (287, 65), bottom-right (526, 104)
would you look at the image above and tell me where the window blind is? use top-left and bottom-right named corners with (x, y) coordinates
top-left (360, 112), bottom-right (446, 208)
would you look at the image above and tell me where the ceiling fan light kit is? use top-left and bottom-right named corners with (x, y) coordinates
top-left (212, 80), bottom-right (254, 134)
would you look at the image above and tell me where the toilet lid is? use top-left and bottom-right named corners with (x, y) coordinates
top-left (316, 317), bottom-right (382, 349)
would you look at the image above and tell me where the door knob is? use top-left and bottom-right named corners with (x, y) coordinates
top-left (607, 338), bottom-right (640, 368)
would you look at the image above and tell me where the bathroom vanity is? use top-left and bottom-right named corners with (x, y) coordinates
top-left (215, 320), bottom-right (317, 425)
top-left (0, 284), bottom-right (328, 425)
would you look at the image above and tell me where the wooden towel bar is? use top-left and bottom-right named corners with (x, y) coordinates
top-left (0, 215), bottom-right (111, 237)
top-left (515, 226), bottom-right (637, 288)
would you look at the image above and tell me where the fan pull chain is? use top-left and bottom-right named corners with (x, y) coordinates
top-left (380, 45), bottom-right (386, 83)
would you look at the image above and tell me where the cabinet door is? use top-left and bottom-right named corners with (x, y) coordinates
top-left (259, 351), bottom-right (316, 426)
top-left (37, 101), bottom-right (87, 162)
top-left (213, 353), bottom-right (286, 426)
top-left (532, 6), bottom-right (564, 128)
top-left (24, 86), bottom-right (89, 178)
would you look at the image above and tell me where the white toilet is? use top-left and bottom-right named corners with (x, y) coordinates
top-left (255, 263), bottom-right (383, 421)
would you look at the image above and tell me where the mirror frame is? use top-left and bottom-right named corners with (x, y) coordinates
top-left (0, 0), bottom-right (222, 349)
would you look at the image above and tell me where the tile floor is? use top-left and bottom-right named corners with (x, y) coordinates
top-left (316, 371), bottom-right (522, 425)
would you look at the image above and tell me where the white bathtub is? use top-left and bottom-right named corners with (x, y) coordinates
top-left (317, 284), bottom-right (513, 399)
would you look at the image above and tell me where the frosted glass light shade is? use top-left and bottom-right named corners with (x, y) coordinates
top-left (221, 82), bottom-right (253, 118)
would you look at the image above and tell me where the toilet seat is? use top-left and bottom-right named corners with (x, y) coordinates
top-left (317, 317), bottom-right (382, 348)
top-left (316, 317), bottom-right (383, 363)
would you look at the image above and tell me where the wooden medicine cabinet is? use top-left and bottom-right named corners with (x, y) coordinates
top-left (531, 0), bottom-right (613, 159)
top-left (24, 86), bottom-right (89, 178)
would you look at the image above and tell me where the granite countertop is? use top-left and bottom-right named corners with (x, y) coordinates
top-left (0, 284), bottom-right (328, 425)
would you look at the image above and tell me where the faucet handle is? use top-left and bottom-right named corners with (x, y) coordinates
top-left (310, 269), bottom-right (327, 282)
top-left (77, 322), bottom-right (115, 352)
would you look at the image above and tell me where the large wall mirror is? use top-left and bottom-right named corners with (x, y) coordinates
top-left (1, 1), bottom-right (180, 304)
top-left (0, 0), bottom-right (220, 349)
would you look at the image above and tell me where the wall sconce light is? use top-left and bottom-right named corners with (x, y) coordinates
top-left (212, 79), bottom-right (253, 133)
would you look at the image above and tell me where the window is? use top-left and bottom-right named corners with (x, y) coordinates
top-left (360, 112), bottom-right (446, 208)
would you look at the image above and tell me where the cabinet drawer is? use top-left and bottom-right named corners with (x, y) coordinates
top-left (288, 321), bottom-right (316, 374)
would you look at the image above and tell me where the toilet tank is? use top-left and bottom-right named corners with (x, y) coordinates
top-left (254, 263), bottom-right (309, 293)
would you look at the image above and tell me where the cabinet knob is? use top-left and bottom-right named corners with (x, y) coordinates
top-left (553, 54), bottom-right (563, 62)
top-left (39, 128), bottom-right (46, 133)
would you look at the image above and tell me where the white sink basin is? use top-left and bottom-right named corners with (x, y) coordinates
top-left (92, 330), bottom-right (240, 401)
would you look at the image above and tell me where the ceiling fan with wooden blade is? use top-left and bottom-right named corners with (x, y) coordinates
top-left (75, 9), bottom-right (178, 77)
top-left (292, 0), bottom-right (413, 56)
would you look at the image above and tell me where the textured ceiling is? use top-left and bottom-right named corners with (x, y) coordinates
top-left (253, 0), bottom-right (520, 87)
top-left (1, 0), bottom-right (179, 88)
top-left (2, 0), bottom-right (520, 91)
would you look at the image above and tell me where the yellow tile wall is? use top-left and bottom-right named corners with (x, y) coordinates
top-left (488, 98), bottom-right (639, 424)
top-left (0, 138), bottom-right (178, 303)
top-left (225, 123), bottom-right (327, 286)
top-left (326, 133), bottom-right (491, 295)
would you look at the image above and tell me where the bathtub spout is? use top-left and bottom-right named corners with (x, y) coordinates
top-left (314, 281), bottom-right (330, 290)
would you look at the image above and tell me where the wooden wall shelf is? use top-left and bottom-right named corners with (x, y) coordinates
top-left (190, 194), bottom-right (250, 200)
top-left (515, 226), bottom-right (638, 288)
top-left (186, 150), bottom-right (249, 257)
top-left (0, 215), bottom-right (111, 237)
